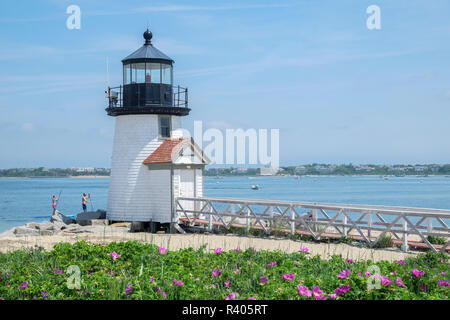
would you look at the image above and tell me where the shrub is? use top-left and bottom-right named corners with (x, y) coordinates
top-left (427, 236), bottom-right (446, 245)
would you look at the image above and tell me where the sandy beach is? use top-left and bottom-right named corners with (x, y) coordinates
top-left (0, 223), bottom-right (420, 262)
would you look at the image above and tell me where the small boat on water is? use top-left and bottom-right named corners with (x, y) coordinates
top-left (251, 185), bottom-right (259, 190)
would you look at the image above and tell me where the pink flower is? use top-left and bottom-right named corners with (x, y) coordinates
top-left (364, 272), bottom-right (371, 277)
top-left (234, 248), bottom-right (241, 252)
top-left (396, 260), bottom-right (405, 265)
top-left (18, 282), bottom-right (28, 290)
top-left (260, 276), bottom-right (268, 285)
top-left (299, 248), bottom-right (309, 252)
top-left (412, 269), bottom-right (425, 278)
top-left (281, 273), bottom-right (295, 281)
top-left (328, 293), bottom-right (337, 300)
top-left (337, 269), bottom-right (350, 279)
top-left (173, 278), bottom-right (184, 286)
top-left (210, 284), bottom-right (216, 289)
top-left (437, 280), bottom-right (449, 287)
top-left (297, 285), bottom-right (312, 297)
top-left (225, 292), bottom-right (236, 300)
top-left (149, 277), bottom-right (155, 283)
top-left (110, 251), bottom-right (121, 261)
top-left (335, 285), bottom-right (350, 296)
top-left (161, 292), bottom-right (167, 298)
top-left (214, 248), bottom-right (222, 254)
top-left (439, 272), bottom-right (446, 276)
top-left (248, 297), bottom-right (256, 300)
top-left (56, 269), bottom-right (63, 274)
top-left (159, 247), bottom-right (167, 255)
top-left (212, 269), bottom-right (221, 277)
top-left (224, 280), bottom-right (230, 288)
top-left (315, 295), bottom-right (327, 300)
top-left (346, 259), bottom-right (353, 264)
top-left (312, 286), bottom-right (323, 297)
top-left (380, 276), bottom-right (392, 287)
top-left (267, 261), bottom-right (277, 268)
top-left (395, 277), bottom-right (406, 288)
top-left (124, 283), bottom-right (132, 296)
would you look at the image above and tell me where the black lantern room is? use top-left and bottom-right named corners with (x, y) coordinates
top-left (106, 29), bottom-right (190, 116)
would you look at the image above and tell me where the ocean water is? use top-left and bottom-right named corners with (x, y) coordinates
top-left (0, 175), bottom-right (449, 233)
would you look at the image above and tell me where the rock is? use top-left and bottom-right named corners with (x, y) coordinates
top-left (76, 210), bottom-right (107, 226)
top-left (25, 222), bottom-right (42, 230)
top-left (52, 221), bottom-right (67, 231)
top-left (91, 219), bottom-right (109, 226)
top-left (38, 222), bottom-right (55, 231)
top-left (39, 230), bottom-right (55, 236)
top-left (13, 226), bottom-right (40, 236)
top-left (50, 210), bottom-right (75, 224)
top-left (0, 228), bottom-right (16, 238)
top-left (76, 210), bottom-right (106, 221)
top-left (64, 227), bottom-right (94, 234)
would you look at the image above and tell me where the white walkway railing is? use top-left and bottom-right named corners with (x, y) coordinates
top-left (175, 197), bottom-right (450, 252)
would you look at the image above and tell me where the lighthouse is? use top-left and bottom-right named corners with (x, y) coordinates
top-left (106, 28), bottom-right (210, 231)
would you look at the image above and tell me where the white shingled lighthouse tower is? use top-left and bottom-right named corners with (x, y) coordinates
top-left (105, 28), bottom-right (210, 231)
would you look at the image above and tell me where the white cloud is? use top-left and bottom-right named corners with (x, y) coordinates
top-left (87, 3), bottom-right (299, 16)
top-left (20, 123), bottom-right (35, 132)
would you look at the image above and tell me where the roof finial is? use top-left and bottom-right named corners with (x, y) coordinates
top-left (143, 28), bottom-right (152, 45)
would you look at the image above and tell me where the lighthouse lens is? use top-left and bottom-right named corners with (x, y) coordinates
top-left (147, 63), bottom-right (161, 84)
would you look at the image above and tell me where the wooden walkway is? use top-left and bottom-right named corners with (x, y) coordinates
top-left (175, 197), bottom-right (450, 252)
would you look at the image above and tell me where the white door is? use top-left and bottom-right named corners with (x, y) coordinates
top-left (179, 169), bottom-right (195, 214)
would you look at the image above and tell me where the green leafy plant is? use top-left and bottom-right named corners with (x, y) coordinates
top-left (0, 241), bottom-right (448, 300)
top-left (427, 235), bottom-right (446, 245)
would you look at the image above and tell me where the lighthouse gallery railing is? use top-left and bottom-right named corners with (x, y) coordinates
top-left (175, 196), bottom-right (450, 253)
top-left (107, 85), bottom-right (188, 109)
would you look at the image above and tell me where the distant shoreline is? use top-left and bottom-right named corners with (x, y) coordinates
top-left (0, 175), bottom-right (110, 179)
top-left (1, 174), bottom-right (449, 179)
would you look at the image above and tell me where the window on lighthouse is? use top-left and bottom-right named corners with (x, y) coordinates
top-left (147, 63), bottom-right (161, 84)
top-left (161, 64), bottom-right (172, 85)
top-left (159, 115), bottom-right (171, 138)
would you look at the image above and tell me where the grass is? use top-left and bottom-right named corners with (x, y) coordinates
top-left (0, 241), bottom-right (448, 300)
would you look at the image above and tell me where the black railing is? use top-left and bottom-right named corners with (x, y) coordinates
top-left (106, 84), bottom-right (188, 109)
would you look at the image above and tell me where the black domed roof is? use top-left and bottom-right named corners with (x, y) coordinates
top-left (122, 29), bottom-right (174, 64)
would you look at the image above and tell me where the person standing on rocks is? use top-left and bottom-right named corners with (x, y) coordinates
top-left (52, 195), bottom-right (58, 214)
top-left (82, 193), bottom-right (88, 213)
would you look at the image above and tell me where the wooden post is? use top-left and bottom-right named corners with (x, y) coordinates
top-left (290, 207), bottom-right (295, 236)
top-left (367, 213), bottom-right (372, 239)
top-left (246, 207), bottom-right (250, 233)
top-left (208, 205), bottom-right (213, 232)
top-left (401, 216), bottom-right (409, 252)
top-left (269, 206), bottom-right (273, 230)
top-left (343, 213), bottom-right (348, 237)
top-left (427, 217), bottom-right (433, 234)
top-left (313, 209), bottom-right (318, 232)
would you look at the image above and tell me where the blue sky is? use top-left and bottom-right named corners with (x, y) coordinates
top-left (0, 0), bottom-right (449, 168)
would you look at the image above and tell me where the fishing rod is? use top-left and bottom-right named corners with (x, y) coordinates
top-left (88, 193), bottom-right (94, 211)
top-left (56, 189), bottom-right (63, 208)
